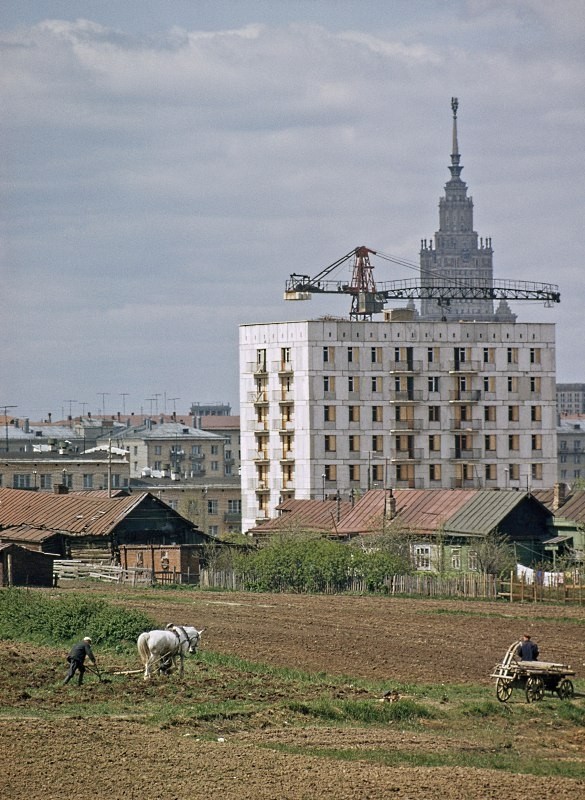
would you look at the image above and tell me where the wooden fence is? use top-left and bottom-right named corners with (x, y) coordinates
top-left (53, 561), bottom-right (585, 603)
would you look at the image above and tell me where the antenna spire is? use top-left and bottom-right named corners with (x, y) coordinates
top-left (449, 97), bottom-right (463, 180)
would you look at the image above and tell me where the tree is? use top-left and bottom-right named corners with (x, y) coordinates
top-left (473, 531), bottom-right (515, 575)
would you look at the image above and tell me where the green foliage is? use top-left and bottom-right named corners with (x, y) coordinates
top-left (286, 697), bottom-right (434, 724)
top-left (555, 700), bottom-right (585, 726)
top-left (232, 531), bottom-right (413, 593)
top-left (461, 700), bottom-right (510, 717)
top-left (0, 588), bottom-right (155, 648)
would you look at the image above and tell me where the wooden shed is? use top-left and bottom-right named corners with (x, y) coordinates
top-left (0, 543), bottom-right (56, 587)
top-left (119, 544), bottom-right (200, 584)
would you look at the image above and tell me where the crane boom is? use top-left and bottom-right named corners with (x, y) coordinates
top-left (284, 246), bottom-right (561, 319)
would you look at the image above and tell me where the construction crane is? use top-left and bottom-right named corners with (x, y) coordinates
top-left (284, 246), bottom-right (561, 320)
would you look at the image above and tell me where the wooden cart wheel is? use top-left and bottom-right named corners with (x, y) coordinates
top-left (557, 679), bottom-right (574, 700)
top-left (496, 678), bottom-right (513, 702)
top-left (526, 676), bottom-right (545, 703)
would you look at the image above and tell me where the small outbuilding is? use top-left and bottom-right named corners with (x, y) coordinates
top-left (0, 543), bottom-right (56, 587)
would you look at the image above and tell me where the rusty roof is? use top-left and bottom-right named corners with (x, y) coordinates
top-left (553, 489), bottom-right (585, 523)
top-left (250, 498), bottom-right (353, 535)
top-left (0, 524), bottom-right (60, 543)
top-left (0, 488), bottom-right (152, 537)
top-left (336, 489), bottom-right (480, 536)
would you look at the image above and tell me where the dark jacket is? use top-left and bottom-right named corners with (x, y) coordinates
top-left (516, 639), bottom-right (539, 661)
top-left (67, 641), bottom-right (96, 664)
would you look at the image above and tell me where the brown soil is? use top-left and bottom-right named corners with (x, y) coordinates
top-left (1, 588), bottom-right (584, 799)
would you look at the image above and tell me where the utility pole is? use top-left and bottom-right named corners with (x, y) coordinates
top-left (79, 402), bottom-right (88, 417)
top-left (1, 405), bottom-right (18, 453)
top-left (65, 399), bottom-right (77, 419)
top-left (120, 393), bottom-right (129, 416)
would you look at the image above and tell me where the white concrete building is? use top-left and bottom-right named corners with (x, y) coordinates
top-left (239, 318), bottom-right (557, 531)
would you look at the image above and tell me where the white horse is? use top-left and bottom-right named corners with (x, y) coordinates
top-left (137, 625), bottom-right (203, 680)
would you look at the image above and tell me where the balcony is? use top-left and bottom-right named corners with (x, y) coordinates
top-left (449, 360), bottom-right (481, 373)
top-left (274, 360), bottom-right (294, 374)
top-left (279, 450), bottom-right (295, 461)
top-left (450, 419), bottom-right (482, 431)
top-left (256, 482), bottom-right (270, 493)
top-left (391, 448), bottom-right (423, 462)
top-left (388, 390), bottom-right (424, 403)
top-left (388, 359), bottom-right (422, 373)
top-left (449, 390), bottom-right (481, 402)
top-left (389, 419), bottom-right (424, 432)
top-left (450, 448), bottom-right (482, 460)
top-left (252, 451), bottom-right (270, 462)
top-left (223, 512), bottom-right (242, 524)
top-left (249, 391), bottom-right (269, 404)
top-left (277, 390), bottom-right (294, 403)
top-left (254, 420), bottom-right (269, 432)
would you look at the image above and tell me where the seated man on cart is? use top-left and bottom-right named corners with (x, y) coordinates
top-left (516, 634), bottom-right (539, 661)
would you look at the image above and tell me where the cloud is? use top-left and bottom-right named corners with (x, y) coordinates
top-left (1, 5), bottom-right (583, 416)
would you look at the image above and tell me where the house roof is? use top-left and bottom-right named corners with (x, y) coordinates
top-left (105, 422), bottom-right (224, 441)
top-left (0, 524), bottom-right (59, 543)
top-left (443, 490), bottom-right (551, 536)
top-left (199, 415), bottom-right (240, 431)
top-left (553, 489), bottom-right (585, 523)
top-left (0, 487), bottom-right (171, 537)
top-left (251, 498), bottom-right (353, 535)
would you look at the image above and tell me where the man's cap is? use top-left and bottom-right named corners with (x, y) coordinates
top-left (83, 636), bottom-right (92, 643)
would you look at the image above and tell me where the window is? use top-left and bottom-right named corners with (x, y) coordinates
top-left (429, 464), bottom-right (441, 481)
top-left (508, 406), bottom-right (520, 422)
top-left (483, 347), bottom-right (494, 364)
top-left (133, 446), bottom-right (138, 456)
top-left (371, 464), bottom-right (384, 482)
top-left (509, 464), bottom-right (520, 481)
top-left (414, 545), bottom-right (431, 570)
top-left (154, 445), bottom-right (162, 455)
top-left (348, 375), bottom-right (358, 393)
top-left (427, 347), bottom-right (437, 363)
top-left (371, 346), bottom-right (382, 364)
top-left (508, 376), bottom-right (518, 393)
top-left (39, 474), bottom-right (52, 489)
top-left (324, 405), bottom-right (336, 422)
top-left (372, 406), bottom-right (383, 423)
top-left (211, 445), bottom-right (219, 455)
top-left (468, 551), bottom-right (478, 571)
top-left (256, 348), bottom-right (267, 371)
top-left (192, 445), bottom-right (202, 455)
top-left (281, 346), bottom-right (291, 365)
top-left (531, 406), bottom-right (542, 422)
top-left (324, 435), bottom-right (337, 452)
top-left (324, 464), bottom-right (337, 481)
top-left (347, 346), bottom-right (357, 364)
top-left (507, 347), bottom-right (518, 364)
top-left (349, 464), bottom-right (360, 481)
top-left (228, 499), bottom-right (241, 514)
top-left (451, 549), bottom-right (461, 570)
top-left (485, 464), bottom-right (497, 481)
top-left (508, 434), bottom-right (520, 451)
top-left (530, 376), bottom-right (541, 393)
top-left (207, 499), bottom-right (218, 514)
top-left (531, 434), bottom-right (542, 451)
top-left (484, 406), bottom-right (496, 422)
top-left (13, 474), bottom-right (31, 488)
top-left (429, 434), bottom-right (440, 452)
top-left (483, 376), bottom-right (495, 392)
top-left (371, 435), bottom-right (383, 452)
top-left (208, 525), bottom-right (219, 537)
top-left (349, 435), bottom-right (360, 452)
top-left (429, 406), bottom-right (441, 422)
top-left (62, 473), bottom-right (73, 489)
top-left (83, 474), bottom-right (93, 489)
top-left (428, 376), bottom-right (439, 392)
top-left (484, 435), bottom-right (496, 452)
top-left (324, 375), bottom-right (336, 392)
top-left (348, 405), bottom-right (360, 422)
top-left (323, 346), bottom-right (334, 364)
top-left (211, 461), bottom-right (219, 471)
top-left (530, 348), bottom-right (541, 364)
top-left (371, 376), bottom-right (381, 392)
top-left (531, 463), bottom-right (543, 480)
top-left (394, 376), bottom-right (401, 392)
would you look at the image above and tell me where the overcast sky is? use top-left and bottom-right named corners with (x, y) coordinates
top-left (1, 1), bottom-right (584, 421)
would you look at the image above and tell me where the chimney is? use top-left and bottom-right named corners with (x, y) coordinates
top-left (54, 484), bottom-right (69, 495)
top-left (385, 488), bottom-right (397, 520)
top-left (553, 482), bottom-right (568, 511)
top-left (23, 418), bottom-right (30, 433)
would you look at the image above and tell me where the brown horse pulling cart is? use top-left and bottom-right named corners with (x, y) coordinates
top-left (491, 641), bottom-right (575, 703)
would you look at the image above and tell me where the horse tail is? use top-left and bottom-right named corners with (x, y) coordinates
top-left (137, 632), bottom-right (151, 666)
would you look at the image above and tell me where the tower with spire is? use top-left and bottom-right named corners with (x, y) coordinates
top-left (419, 98), bottom-right (515, 322)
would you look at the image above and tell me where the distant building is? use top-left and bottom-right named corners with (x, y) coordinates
top-left (0, 451), bottom-right (130, 492)
top-left (190, 402), bottom-right (232, 417)
top-left (557, 383), bottom-right (585, 416)
top-left (557, 418), bottom-right (585, 487)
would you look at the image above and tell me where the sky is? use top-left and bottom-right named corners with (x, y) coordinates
top-left (1, 1), bottom-right (584, 421)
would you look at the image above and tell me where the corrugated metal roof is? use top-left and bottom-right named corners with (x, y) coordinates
top-left (0, 488), bottom-right (150, 537)
top-left (0, 524), bottom-right (58, 543)
top-left (443, 490), bottom-right (532, 536)
top-left (553, 489), bottom-right (585, 522)
top-left (251, 499), bottom-right (352, 534)
top-left (336, 489), bottom-right (481, 536)
top-left (108, 423), bottom-right (223, 440)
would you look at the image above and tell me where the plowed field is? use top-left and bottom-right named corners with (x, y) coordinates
top-left (1, 587), bottom-right (584, 799)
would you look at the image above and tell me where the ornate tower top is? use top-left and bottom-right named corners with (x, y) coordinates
top-left (449, 96), bottom-right (463, 181)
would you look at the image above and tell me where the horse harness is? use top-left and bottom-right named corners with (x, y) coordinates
top-left (168, 625), bottom-right (199, 650)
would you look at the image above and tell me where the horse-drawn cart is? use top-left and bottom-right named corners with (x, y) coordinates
top-left (491, 641), bottom-right (575, 703)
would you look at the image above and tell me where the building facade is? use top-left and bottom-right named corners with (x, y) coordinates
top-left (239, 318), bottom-right (557, 531)
top-left (557, 419), bottom-right (585, 486)
top-left (556, 384), bottom-right (585, 416)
